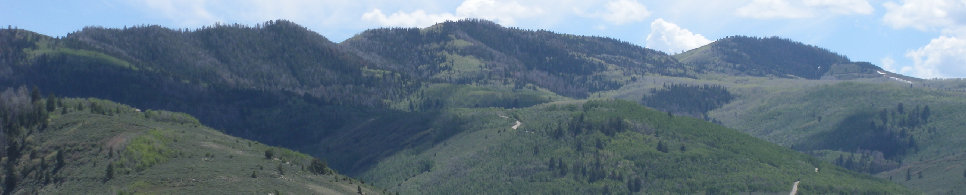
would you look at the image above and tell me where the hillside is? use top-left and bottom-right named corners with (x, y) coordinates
top-left (357, 100), bottom-right (908, 194)
top-left (706, 79), bottom-right (966, 194)
top-left (342, 19), bottom-right (691, 98)
top-left (0, 87), bottom-right (381, 194)
top-left (0, 24), bottom-right (427, 161)
top-left (607, 73), bottom-right (966, 193)
top-left (675, 36), bottom-right (889, 80)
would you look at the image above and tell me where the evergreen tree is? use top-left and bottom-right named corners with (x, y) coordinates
top-left (906, 169), bottom-right (912, 181)
top-left (309, 158), bottom-right (331, 175)
top-left (55, 150), bottom-right (66, 172)
top-left (45, 94), bottom-right (56, 112)
top-left (277, 164), bottom-right (284, 175)
top-left (921, 105), bottom-right (931, 122)
top-left (30, 86), bottom-right (41, 103)
top-left (104, 163), bottom-right (114, 181)
top-left (265, 149), bottom-right (274, 159)
top-left (657, 141), bottom-right (669, 153)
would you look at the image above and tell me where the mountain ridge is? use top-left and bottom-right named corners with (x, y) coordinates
top-left (675, 35), bottom-right (896, 80)
top-left (2, 19), bottom-right (948, 193)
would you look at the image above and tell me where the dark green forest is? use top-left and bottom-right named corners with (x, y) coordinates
top-left (642, 83), bottom-right (734, 119)
top-left (799, 103), bottom-right (931, 174)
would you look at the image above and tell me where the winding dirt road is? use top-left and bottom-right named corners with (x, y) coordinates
top-left (789, 181), bottom-right (799, 195)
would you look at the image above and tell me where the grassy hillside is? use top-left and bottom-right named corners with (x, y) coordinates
top-left (357, 100), bottom-right (908, 194)
top-left (710, 80), bottom-right (966, 194)
top-left (0, 91), bottom-right (381, 194)
top-left (609, 74), bottom-right (966, 193)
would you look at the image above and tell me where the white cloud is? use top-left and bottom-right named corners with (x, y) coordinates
top-left (882, 0), bottom-right (966, 78)
top-left (902, 36), bottom-right (966, 78)
top-left (645, 18), bottom-right (712, 54)
top-left (736, 0), bottom-right (873, 19)
top-left (362, 9), bottom-right (457, 27)
top-left (881, 57), bottom-right (898, 72)
top-left (803, 0), bottom-right (873, 15)
top-left (455, 0), bottom-right (541, 25)
top-left (599, 0), bottom-right (651, 25)
top-left (361, 0), bottom-right (543, 27)
top-left (882, 0), bottom-right (966, 31)
top-left (737, 0), bottom-right (813, 19)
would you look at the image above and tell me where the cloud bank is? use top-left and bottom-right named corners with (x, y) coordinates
top-left (736, 0), bottom-right (873, 19)
top-left (645, 18), bottom-right (711, 54)
top-left (883, 0), bottom-right (966, 78)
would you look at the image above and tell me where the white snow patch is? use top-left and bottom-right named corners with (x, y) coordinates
top-left (876, 70), bottom-right (913, 84)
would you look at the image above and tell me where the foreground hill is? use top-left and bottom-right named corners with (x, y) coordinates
top-left (358, 100), bottom-right (908, 194)
top-left (0, 87), bottom-right (380, 194)
top-left (706, 79), bottom-right (966, 194)
top-left (608, 73), bottom-right (966, 193)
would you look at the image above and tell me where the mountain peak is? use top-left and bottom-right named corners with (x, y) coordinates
top-left (675, 35), bottom-right (885, 79)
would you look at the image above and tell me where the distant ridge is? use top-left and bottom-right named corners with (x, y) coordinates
top-left (675, 36), bottom-right (890, 80)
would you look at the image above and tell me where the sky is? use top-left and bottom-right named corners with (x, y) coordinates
top-left (1, 0), bottom-right (965, 79)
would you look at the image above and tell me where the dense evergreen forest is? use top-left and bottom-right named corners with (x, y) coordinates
top-left (641, 83), bottom-right (734, 118)
top-left (798, 103), bottom-right (932, 174)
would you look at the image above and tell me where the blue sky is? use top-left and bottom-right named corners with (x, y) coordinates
top-left (2, 0), bottom-right (965, 78)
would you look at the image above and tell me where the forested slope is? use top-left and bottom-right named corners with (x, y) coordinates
top-left (358, 100), bottom-right (909, 194)
top-left (0, 87), bottom-right (381, 194)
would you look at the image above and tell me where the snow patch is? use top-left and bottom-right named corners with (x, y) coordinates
top-left (876, 70), bottom-right (913, 84)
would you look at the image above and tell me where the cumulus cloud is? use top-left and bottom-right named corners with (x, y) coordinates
top-left (882, 0), bottom-right (966, 31)
top-left (599, 0), bottom-right (651, 25)
top-left (803, 0), bottom-right (874, 15)
top-left (901, 36), bottom-right (966, 78)
top-left (645, 18), bottom-right (712, 54)
top-left (881, 57), bottom-right (898, 72)
top-left (736, 0), bottom-right (812, 19)
top-left (361, 0), bottom-right (543, 27)
top-left (455, 0), bottom-right (541, 25)
top-left (882, 0), bottom-right (966, 78)
top-left (736, 0), bottom-right (873, 19)
top-left (362, 9), bottom-right (457, 27)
